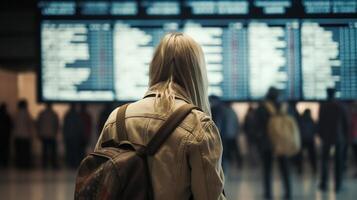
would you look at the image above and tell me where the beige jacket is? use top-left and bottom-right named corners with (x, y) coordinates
top-left (95, 84), bottom-right (226, 200)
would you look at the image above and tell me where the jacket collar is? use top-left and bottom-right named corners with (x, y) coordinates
top-left (143, 82), bottom-right (192, 104)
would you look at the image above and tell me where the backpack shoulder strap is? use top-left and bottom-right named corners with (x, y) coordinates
top-left (116, 103), bottom-right (130, 141)
top-left (145, 104), bottom-right (198, 155)
top-left (116, 103), bottom-right (198, 155)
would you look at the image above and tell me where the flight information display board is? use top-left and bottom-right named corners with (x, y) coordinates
top-left (41, 19), bottom-right (303, 101)
top-left (303, 0), bottom-right (357, 14)
top-left (38, 0), bottom-right (357, 16)
top-left (38, 0), bottom-right (357, 101)
top-left (301, 19), bottom-right (357, 100)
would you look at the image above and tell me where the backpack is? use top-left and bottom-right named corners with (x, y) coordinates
top-left (75, 103), bottom-right (197, 200)
top-left (265, 102), bottom-right (301, 157)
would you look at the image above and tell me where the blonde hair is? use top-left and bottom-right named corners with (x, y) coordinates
top-left (149, 32), bottom-right (211, 115)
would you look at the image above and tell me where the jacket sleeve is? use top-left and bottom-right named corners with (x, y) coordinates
top-left (188, 119), bottom-right (226, 200)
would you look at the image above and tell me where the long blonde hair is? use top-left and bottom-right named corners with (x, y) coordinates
top-left (149, 32), bottom-right (211, 115)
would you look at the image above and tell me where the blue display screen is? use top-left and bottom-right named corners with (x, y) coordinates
top-left (38, 1), bottom-right (357, 101)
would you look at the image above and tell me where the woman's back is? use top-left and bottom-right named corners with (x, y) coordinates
top-left (95, 83), bottom-right (225, 200)
top-left (95, 32), bottom-right (225, 199)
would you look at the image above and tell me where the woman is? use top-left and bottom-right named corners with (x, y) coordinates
top-left (296, 109), bottom-right (317, 174)
top-left (13, 100), bottom-right (34, 169)
top-left (255, 87), bottom-right (291, 200)
top-left (95, 33), bottom-right (225, 200)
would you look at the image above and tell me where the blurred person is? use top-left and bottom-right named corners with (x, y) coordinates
top-left (97, 103), bottom-right (113, 137)
top-left (288, 101), bottom-right (300, 122)
top-left (210, 95), bottom-right (242, 169)
top-left (295, 109), bottom-right (317, 174)
top-left (224, 102), bottom-right (242, 169)
top-left (209, 95), bottom-right (227, 137)
top-left (341, 102), bottom-right (351, 173)
top-left (95, 33), bottom-right (226, 199)
top-left (63, 104), bottom-right (85, 168)
top-left (209, 96), bottom-right (228, 170)
top-left (244, 104), bottom-right (259, 165)
top-left (349, 102), bottom-right (357, 177)
top-left (318, 88), bottom-right (349, 192)
top-left (0, 103), bottom-right (13, 168)
top-left (288, 101), bottom-right (304, 174)
top-left (37, 103), bottom-right (59, 169)
top-left (79, 103), bottom-right (92, 150)
top-left (13, 100), bottom-right (34, 169)
top-left (255, 87), bottom-right (291, 200)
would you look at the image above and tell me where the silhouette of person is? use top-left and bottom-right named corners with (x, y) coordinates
top-left (79, 103), bottom-right (92, 150)
top-left (210, 96), bottom-right (242, 170)
top-left (349, 102), bottom-right (357, 177)
top-left (255, 87), bottom-right (291, 200)
top-left (287, 101), bottom-right (304, 174)
top-left (37, 103), bottom-right (59, 169)
top-left (0, 103), bottom-right (13, 168)
top-left (244, 104), bottom-right (259, 166)
top-left (63, 104), bottom-right (85, 168)
top-left (225, 103), bottom-right (242, 168)
top-left (97, 103), bottom-right (113, 137)
top-left (13, 100), bottom-right (34, 169)
top-left (295, 109), bottom-right (317, 174)
top-left (209, 95), bottom-right (226, 135)
top-left (318, 88), bottom-right (349, 192)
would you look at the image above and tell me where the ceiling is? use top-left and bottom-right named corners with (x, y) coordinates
top-left (0, 0), bottom-right (37, 71)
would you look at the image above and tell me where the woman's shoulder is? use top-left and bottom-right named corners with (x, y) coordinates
top-left (184, 109), bottom-right (219, 142)
top-left (101, 102), bottom-right (216, 138)
top-left (102, 107), bottom-right (120, 127)
top-left (190, 108), bottom-right (213, 125)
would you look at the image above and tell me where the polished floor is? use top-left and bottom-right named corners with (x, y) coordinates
top-left (0, 164), bottom-right (356, 200)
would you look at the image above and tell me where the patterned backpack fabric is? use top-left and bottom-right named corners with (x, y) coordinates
top-left (75, 104), bottom-right (197, 200)
top-left (265, 102), bottom-right (301, 157)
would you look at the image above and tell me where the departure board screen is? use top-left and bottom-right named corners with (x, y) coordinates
top-left (301, 19), bottom-right (357, 100)
top-left (38, 0), bottom-right (357, 102)
top-left (41, 19), bottom-right (304, 101)
top-left (303, 0), bottom-right (357, 14)
top-left (41, 21), bottom-right (115, 101)
top-left (185, 0), bottom-right (249, 15)
top-left (254, 0), bottom-right (292, 14)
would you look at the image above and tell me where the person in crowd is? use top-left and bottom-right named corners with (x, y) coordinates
top-left (79, 103), bottom-right (92, 150)
top-left (97, 103), bottom-right (113, 137)
top-left (318, 88), bottom-right (349, 192)
top-left (0, 103), bottom-right (13, 168)
top-left (295, 109), bottom-right (317, 174)
top-left (95, 33), bottom-right (226, 199)
top-left (210, 95), bottom-right (242, 169)
top-left (209, 95), bottom-right (226, 136)
top-left (13, 100), bottom-right (34, 169)
top-left (350, 102), bottom-right (357, 177)
top-left (288, 101), bottom-right (304, 174)
top-left (243, 104), bottom-right (258, 166)
top-left (37, 103), bottom-right (59, 169)
top-left (255, 87), bottom-right (291, 200)
top-left (288, 101), bottom-right (300, 122)
top-left (225, 102), bottom-right (243, 169)
top-left (341, 102), bottom-right (351, 173)
top-left (63, 104), bottom-right (85, 168)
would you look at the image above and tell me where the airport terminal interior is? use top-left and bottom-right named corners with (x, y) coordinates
top-left (0, 0), bottom-right (357, 199)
